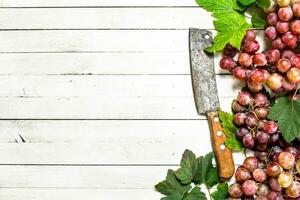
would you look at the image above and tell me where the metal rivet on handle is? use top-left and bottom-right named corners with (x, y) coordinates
top-left (217, 131), bottom-right (222, 137)
top-left (220, 144), bottom-right (226, 151)
top-left (214, 117), bottom-right (219, 122)
top-left (204, 35), bottom-right (210, 39)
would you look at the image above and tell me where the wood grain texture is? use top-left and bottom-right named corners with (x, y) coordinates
top-left (0, 52), bottom-right (228, 75)
top-left (0, 0), bottom-right (199, 7)
top-left (0, 30), bottom-right (190, 52)
top-left (0, 189), bottom-right (161, 200)
top-left (0, 75), bottom-right (241, 97)
top-left (0, 8), bottom-right (213, 29)
top-left (0, 97), bottom-right (233, 119)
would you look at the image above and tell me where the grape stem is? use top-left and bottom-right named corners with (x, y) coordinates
top-left (205, 184), bottom-right (213, 200)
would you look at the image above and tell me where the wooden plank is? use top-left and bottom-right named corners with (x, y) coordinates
top-left (0, 166), bottom-right (239, 189)
top-left (0, 120), bottom-right (210, 143)
top-left (0, 0), bottom-right (199, 7)
top-left (0, 52), bottom-right (229, 75)
top-left (0, 30), bottom-right (191, 53)
top-left (0, 8), bottom-right (213, 29)
top-left (0, 142), bottom-right (245, 165)
top-left (0, 75), bottom-right (242, 98)
top-left (0, 188), bottom-right (161, 200)
top-left (0, 120), bottom-right (246, 165)
top-left (0, 97), bottom-right (233, 119)
top-left (0, 52), bottom-right (192, 75)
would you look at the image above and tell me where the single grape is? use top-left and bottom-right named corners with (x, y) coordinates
top-left (278, 7), bottom-right (293, 21)
top-left (263, 121), bottom-right (278, 134)
top-left (245, 113), bottom-right (258, 128)
top-left (265, 26), bottom-right (278, 40)
top-left (272, 37), bottom-right (286, 50)
top-left (286, 181), bottom-right (300, 198)
top-left (277, 0), bottom-right (291, 7)
top-left (281, 49), bottom-right (295, 60)
top-left (254, 93), bottom-right (268, 107)
top-left (242, 180), bottom-right (258, 196)
top-left (270, 133), bottom-right (280, 145)
top-left (266, 73), bottom-right (283, 91)
top-left (235, 166), bottom-right (251, 183)
top-left (253, 53), bottom-right (267, 66)
top-left (255, 107), bottom-right (269, 120)
top-left (220, 57), bottom-right (235, 70)
top-left (238, 53), bottom-right (253, 68)
top-left (266, 49), bottom-right (281, 64)
top-left (267, 191), bottom-right (284, 200)
top-left (237, 91), bottom-right (252, 106)
top-left (276, 58), bottom-right (291, 73)
top-left (233, 113), bottom-right (246, 126)
top-left (223, 44), bottom-right (237, 58)
top-left (269, 178), bottom-right (282, 192)
top-left (290, 55), bottom-right (300, 68)
top-left (252, 168), bottom-right (267, 182)
top-left (243, 157), bottom-right (258, 172)
top-left (277, 151), bottom-right (295, 169)
top-left (287, 67), bottom-right (300, 83)
top-left (250, 69), bottom-right (267, 83)
top-left (276, 21), bottom-right (290, 33)
top-left (232, 100), bottom-right (247, 113)
top-left (232, 67), bottom-right (248, 80)
top-left (247, 79), bottom-right (264, 93)
top-left (282, 31), bottom-right (298, 48)
top-left (244, 30), bottom-right (256, 42)
top-left (267, 12), bottom-right (278, 25)
top-left (243, 40), bottom-right (260, 54)
top-left (256, 131), bottom-right (271, 144)
top-left (257, 184), bottom-right (270, 197)
top-left (255, 151), bottom-right (268, 161)
top-left (243, 134), bottom-right (255, 148)
top-left (228, 183), bottom-right (243, 198)
top-left (266, 161), bottom-right (283, 177)
top-left (236, 127), bottom-right (250, 140)
top-left (291, 20), bottom-right (300, 34)
top-left (277, 172), bottom-right (293, 188)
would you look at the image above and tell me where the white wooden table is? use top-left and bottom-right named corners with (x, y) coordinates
top-left (0, 1), bottom-right (244, 199)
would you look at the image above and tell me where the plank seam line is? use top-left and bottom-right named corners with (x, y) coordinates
top-left (0, 6), bottom-right (199, 9)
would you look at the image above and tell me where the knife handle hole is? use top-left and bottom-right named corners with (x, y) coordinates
top-left (213, 117), bottom-right (219, 122)
top-left (220, 144), bottom-right (226, 151)
top-left (204, 34), bottom-right (210, 39)
top-left (217, 131), bottom-right (222, 137)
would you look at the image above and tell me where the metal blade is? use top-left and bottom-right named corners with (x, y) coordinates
top-left (189, 28), bottom-right (220, 114)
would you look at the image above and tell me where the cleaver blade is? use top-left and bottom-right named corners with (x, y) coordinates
top-left (189, 28), bottom-right (235, 180)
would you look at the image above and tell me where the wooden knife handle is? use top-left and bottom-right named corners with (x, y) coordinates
top-left (207, 111), bottom-right (235, 180)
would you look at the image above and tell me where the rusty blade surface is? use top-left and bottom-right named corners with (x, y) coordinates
top-left (189, 28), bottom-right (220, 114)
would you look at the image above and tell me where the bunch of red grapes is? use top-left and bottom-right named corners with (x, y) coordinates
top-left (219, 0), bottom-right (300, 199)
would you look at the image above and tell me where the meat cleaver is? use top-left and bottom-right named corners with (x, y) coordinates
top-left (189, 28), bottom-right (235, 179)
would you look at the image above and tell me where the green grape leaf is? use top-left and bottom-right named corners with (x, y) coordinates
top-left (256, 0), bottom-right (271, 8)
top-left (251, 13), bottom-right (266, 28)
top-left (206, 13), bottom-right (251, 52)
top-left (238, 0), bottom-right (256, 6)
top-left (198, 152), bottom-right (219, 188)
top-left (211, 183), bottom-right (229, 200)
top-left (268, 97), bottom-right (300, 142)
top-left (155, 170), bottom-right (192, 199)
top-left (175, 150), bottom-right (201, 184)
top-left (195, 0), bottom-right (251, 52)
top-left (183, 187), bottom-right (207, 200)
top-left (219, 110), bottom-right (244, 151)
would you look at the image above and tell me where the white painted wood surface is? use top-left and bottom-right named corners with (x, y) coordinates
top-left (0, 1), bottom-right (246, 199)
